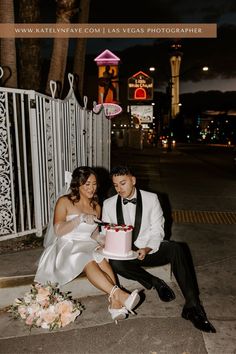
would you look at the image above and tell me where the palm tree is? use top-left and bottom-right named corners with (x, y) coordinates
top-left (73, 0), bottom-right (91, 100)
top-left (0, 0), bottom-right (17, 87)
top-left (46, 0), bottom-right (78, 97)
top-left (17, 0), bottom-right (41, 91)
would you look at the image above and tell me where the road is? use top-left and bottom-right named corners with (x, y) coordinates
top-left (111, 143), bottom-right (236, 224)
top-left (176, 144), bottom-right (235, 177)
top-left (156, 144), bottom-right (236, 213)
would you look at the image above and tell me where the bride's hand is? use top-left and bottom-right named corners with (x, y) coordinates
top-left (79, 213), bottom-right (97, 225)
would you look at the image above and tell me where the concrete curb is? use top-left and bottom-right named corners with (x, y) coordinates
top-left (0, 265), bottom-right (172, 308)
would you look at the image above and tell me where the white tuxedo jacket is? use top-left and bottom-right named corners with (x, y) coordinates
top-left (102, 189), bottom-right (165, 253)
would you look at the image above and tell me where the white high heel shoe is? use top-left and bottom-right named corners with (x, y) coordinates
top-left (108, 306), bottom-right (128, 324)
top-left (109, 285), bottom-right (140, 316)
top-left (108, 285), bottom-right (128, 324)
top-left (124, 289), bottom-right (140, 314)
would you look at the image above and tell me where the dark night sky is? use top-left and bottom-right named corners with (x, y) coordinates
top-left (86, 0), bottom-right (236, 93)
top-left (89, 0), bottom-right (235, 24)
top-left (39, 0), bottom-right (236, 93)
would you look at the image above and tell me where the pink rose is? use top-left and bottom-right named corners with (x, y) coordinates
top-left (40, 309), bottom-right (57, 324)
top-left (36, 287), bottom-right (51, 303)
top-left (28, 303), bottom-right (40, 315)
top-left (61, 309), bottom-right (81, 327)
top-left (61, 312), bottom-right (74, 327)
top-left (40, 299), bottom-right (50, 308)
top-left (56, 300), bottom-right (73, 314)
top-left (25, 314), bottom-right (35, 326)
top-left (18, 305), bottom-right (27, 319)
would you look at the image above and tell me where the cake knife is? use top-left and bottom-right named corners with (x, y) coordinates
top-left (94, 219), bottom-right (110, 226)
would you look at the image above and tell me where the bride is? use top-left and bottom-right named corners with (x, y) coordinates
top-left (34, 166), bottom-right (140, 323)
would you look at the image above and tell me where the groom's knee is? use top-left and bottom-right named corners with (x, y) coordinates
top-left (110, 259), bottom-right (127, 273)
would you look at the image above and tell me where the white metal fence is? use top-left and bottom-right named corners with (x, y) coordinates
top-left (0, 71), bottom-right (110, 241)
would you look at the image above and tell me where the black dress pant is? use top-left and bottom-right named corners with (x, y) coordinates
top-left (110, 240), bottom-right (200, 306)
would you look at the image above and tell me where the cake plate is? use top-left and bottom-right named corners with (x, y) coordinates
top-left (95, 247), bottom-right (138, 260)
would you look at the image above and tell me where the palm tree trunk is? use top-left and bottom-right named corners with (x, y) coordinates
top-left (0, 0), bottom-right (18, 87)
top-left (73, 0), bottom-right (91, 100)
top-left (17, 0), bottom-right (41, 91)
top-left (46, 0), bottom-right (78, 97)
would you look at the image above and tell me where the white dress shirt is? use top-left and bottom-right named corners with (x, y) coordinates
top-left (122, 189), bottom-right (137, 226)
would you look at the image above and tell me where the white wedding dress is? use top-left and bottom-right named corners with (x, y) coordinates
top-left (34, 215), bottom-right (104, 286)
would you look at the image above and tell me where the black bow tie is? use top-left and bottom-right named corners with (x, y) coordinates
top-left (123, 198), bottom-right (137, 205)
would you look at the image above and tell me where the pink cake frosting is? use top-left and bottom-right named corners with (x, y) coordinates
top-left (103, 224), bottom-right (133, 257)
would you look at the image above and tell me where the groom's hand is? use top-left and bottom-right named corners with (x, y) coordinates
top-left (137, 247), bottom-right (152, 260)
top-left (137, 249), bottom-right (146, 260)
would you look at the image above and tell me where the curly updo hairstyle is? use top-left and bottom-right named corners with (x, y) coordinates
top-left (67, 166), bottom-right (98, 209)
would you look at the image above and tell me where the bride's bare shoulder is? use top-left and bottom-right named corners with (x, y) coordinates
top-left (56, 195), bottom-right (71, 207)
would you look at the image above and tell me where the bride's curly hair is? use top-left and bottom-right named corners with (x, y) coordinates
top-left (67, 166), bottom-right (98, 209)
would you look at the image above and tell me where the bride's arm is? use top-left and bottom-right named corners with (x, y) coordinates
top-left (53, 197), bottom-right (82, 237)
top-left (53, 197), bottom-right (99, 237)
top-left (91, 227), bottom-right (105, 245)
top-left (90, 204), bottom-right (105, 245)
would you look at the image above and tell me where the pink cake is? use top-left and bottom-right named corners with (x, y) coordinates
top-left (103, 224), bottom-right (133, 257)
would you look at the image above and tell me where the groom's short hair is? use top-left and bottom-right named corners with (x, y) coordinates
top-left (110, 166), bottom-right (133, 177)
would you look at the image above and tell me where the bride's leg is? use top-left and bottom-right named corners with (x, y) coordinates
top-left (84, 260), bottom-right (135, 309)
top-left (96, 259), bottom-right (135, 307)
top-left (97, 259), bottom-right (116, 285)
top-left (84, 261), bottom-right (122, 308)
top-left (97, 260), bottom-right (131, 305)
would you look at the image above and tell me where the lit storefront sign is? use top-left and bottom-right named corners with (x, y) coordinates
top-left (128, 71), bottom-right (154, 101)
top-left (94, 49), bottom-right (120, 104)
top-left (130, 105), bottom-right (153, 123)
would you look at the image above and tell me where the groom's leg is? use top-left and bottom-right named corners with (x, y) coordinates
top-left (142, 241), bottom-right (200, 306)
top-left (110, 253), bottom-right (176, 302)
top-left (109, 258), bottom-right (154, 289)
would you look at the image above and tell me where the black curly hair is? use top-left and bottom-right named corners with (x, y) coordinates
top-left (67, 166), bottom-right (98, 209)
top-left (110, 165), bottom-right (134, 177)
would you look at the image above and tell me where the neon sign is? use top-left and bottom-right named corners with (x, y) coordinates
top-left (128, 71), bottom-right (154, 101)
top-left (93, 103), bottom-right (122, 118)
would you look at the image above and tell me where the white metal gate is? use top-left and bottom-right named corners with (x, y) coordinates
top-left (0, 70), bottom-right (110, 241)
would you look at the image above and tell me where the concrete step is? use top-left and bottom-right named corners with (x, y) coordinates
top-left (0, 248), bottom-right (172, 308)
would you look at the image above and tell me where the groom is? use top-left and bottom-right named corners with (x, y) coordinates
top-left (102, 165), bottom-right (216, 333)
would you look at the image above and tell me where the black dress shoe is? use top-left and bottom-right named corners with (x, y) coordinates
top-left (182, 305), bottom-right (216, 333)
top-left (153, 279), bottom-right (176, 302)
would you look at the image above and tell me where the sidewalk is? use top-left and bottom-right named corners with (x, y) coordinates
top-left (0, 145), bottom-right (236, 354)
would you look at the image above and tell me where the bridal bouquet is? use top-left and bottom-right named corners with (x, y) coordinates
top-left (8, 282), bottom-right (84, 330)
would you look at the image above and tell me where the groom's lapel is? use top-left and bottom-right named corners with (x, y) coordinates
top-left (132, 189), bottom-right (142, 244)
top-left (116, 195), bottom-right (125, 225)
top-left (116, 189), bottom-right (143, 246)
